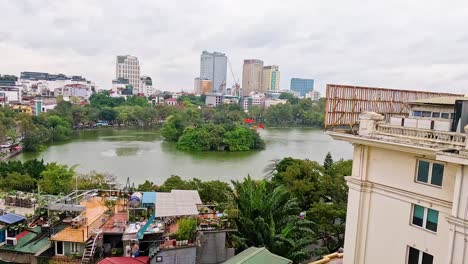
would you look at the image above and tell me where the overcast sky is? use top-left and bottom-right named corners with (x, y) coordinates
top-left (1, 0), bottom-right (468, 94)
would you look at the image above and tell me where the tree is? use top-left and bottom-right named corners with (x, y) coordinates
top-left (324, 152), bottom-right (333, 171)
top-left (39, 163), bottom-right (75, 194)
top-left (177, 218), bottom-right (197, 240)
top-left (137, 180), bottom-right (157, 191)
top-left (158, 175), bottom-right (191, 192)
top-left (0, 172), bottom-right (35, 192)
top-left (231, 176), bottom-right (314, 263)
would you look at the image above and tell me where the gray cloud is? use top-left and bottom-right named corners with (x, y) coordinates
top-left (1, 0), bottom-right (468, 94)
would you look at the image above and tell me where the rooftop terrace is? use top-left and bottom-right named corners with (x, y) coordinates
top-left (50, 197), bottom-right (107, 243)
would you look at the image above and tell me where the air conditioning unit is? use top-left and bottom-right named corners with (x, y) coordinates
top-left (6, 238), bottom-right (17, 246)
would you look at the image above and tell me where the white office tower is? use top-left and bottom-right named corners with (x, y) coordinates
top-left (116, 55), bottom-right (140, 93)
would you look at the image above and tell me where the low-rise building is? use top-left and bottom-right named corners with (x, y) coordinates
top-left (263, 99), bottom-right (287, 108)
top-left (165, 98), bottom-right (178, 106)
top-left (205, 93), bottom-right (223, 107)
top-left (305, 90), bottom-right (321, 101)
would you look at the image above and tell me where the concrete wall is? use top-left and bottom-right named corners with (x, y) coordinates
top-left (343, 144), bottom-right (456, 264)
top-left (151, 246), bottom-right (196, 264)
top-left (197, 231), bottom-right (234, 264)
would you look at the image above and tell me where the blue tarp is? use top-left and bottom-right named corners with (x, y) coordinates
top-left (0, 213), bottom-right (26, 224)
top-left (142, 192), bottom-right (156, 205)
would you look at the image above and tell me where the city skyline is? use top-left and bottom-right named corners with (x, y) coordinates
top-left (1, 1), bottom-right (468, 95)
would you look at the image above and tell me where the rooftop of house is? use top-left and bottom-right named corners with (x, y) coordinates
top-left (1, 226), bottom-right (53, 254)
top-left (223, 247), bottom-right (292, 264)
top-left (410, 96), bottom-right (468, 105)
top-left (50, 197), bottom-right (107, 243)
top-left (327, 111), bottom-right (468, 163)
top-left (0, 213), bottom-right (26, 225)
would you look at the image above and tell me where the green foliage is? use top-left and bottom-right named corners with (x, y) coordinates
top-left (38, 163), bottom-right (75, 194)
top-left (177, 218), bottom-right (197, 240)
top-left (260, 97), bottom-right (325, 127)
top-left (137, 180), bottom-right (157, 191)
top-left (323, 152), bottom-right (333, 171)
top-left (76, 172), bottom-right (114, 190)
top-left (0, 172), bottom-right (35, 192)
top-left (231, 176), bottom-right (314, 263)
top-left (269, 156), bottom-right (352, 254)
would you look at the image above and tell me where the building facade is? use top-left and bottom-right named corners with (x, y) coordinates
top-left (262, 66), bottom-right (280, 92)
top-left (328, 97), bottom-right (468, 264)
top-left (290, 78), bottom-right (314, 97)
top-left (139, 76), bottom-right (154, 97)
top-left (305, 90), bottom-right (321, 101)
top-left (116, 55), bottom-right (140, 92)
top-left (242, 59), bottom-right (264, 96)
top-left (200, 51), bottom-right (227, 93)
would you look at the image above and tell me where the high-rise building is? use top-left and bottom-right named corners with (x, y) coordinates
top-left (116, 55), bottom-right (140, 93)
top-left (327, 97), bottom-right (468, 263)
top-left (290, 78), bottom-right (314, 97)
top-left (200, 51), bottom-right (227, 93)
top-left (242, 59), bottom-right (264, 96)
top-left (194, 77), bottom-right (200, 94)
top-left (262, 66), bottom-right (280, 92)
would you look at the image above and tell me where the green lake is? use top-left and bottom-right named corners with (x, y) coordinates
top-left (16, 128), bottom-right (353, 185)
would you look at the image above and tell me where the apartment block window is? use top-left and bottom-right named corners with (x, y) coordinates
top-left (416, 160), bottom-right (444, 187)
top-left (407, 246), bottom-right (433, 264)
top-left (412, 204), bottom-right (439, 232)
top-left (431, 112), bottom-right (440, 118)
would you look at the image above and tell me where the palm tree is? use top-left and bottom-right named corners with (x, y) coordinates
top-left (231, 176), bottom-right (315, 263)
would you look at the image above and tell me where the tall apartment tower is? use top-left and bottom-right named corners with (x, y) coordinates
top-left (116, 55), bottom-right (140, 93)
top-left (242, 59), bottom-right (264, 96)
top-left (200, 51), bottom-right (227, 93)
top-left (262, 65), bottom-right (280, 92)
top-left (290, 78), bottom-right (314, 97)
top-left (328, 98), bottom-right (468, 264)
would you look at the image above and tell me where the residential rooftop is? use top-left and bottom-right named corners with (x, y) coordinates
top-left (410, 96), bottom-right (468, 105)
top-left (50, 197), bottom-right (107, 243)
top-left (223, 247), bottom-right (292, 264)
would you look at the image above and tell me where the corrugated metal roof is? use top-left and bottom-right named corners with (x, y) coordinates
top-left (0, 213), bottom-right (26, 224)
top-left (154, 190), bottom-right (201, 217)
top-left (223, 247), bottom-right (292, 264)
top-left (410, 96), bottom-right (468, 105)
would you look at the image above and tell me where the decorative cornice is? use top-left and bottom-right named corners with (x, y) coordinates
top-left (346, 177), bottom-right (452, 208)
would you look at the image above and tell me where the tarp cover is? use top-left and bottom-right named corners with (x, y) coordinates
top-left (0, 213), bottom-right (26, 224)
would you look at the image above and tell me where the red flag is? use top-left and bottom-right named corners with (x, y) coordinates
top-left (258, 123), bottom-right (264, 129)
top-left (244, 118), bottom-right (255, 124)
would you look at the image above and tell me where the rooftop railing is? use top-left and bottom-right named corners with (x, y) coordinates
top-left (376, 124), bottom-right (466, 147)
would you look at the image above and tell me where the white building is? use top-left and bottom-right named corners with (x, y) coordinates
top-left (116, 55), bottom-right (140, 92)
top-left (200, 51), bottom-right (227, 93)
top-left (263, 99), bottom-right (287, 108)
top-left (55, 84), bottom-right (92, 100)
top-left (305, 90), bottom-right (321, 101)
top-left (328, 97), bottom-right (468, 264)
top-left (0, 75), bottom-right (22, 105)
top-left (205, 92), bottom-right (223, 107)
top-left (139, 76), bottom-right (154, 97)
top-left (262, 65), bottom-right (280, 92)
top-left (19, 72), bottom-right (93, 96)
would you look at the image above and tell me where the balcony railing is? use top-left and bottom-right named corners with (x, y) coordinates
top-left (376, 124), bottom-right (466, 147)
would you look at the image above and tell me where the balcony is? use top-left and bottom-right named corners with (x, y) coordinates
top-left (375, 124), bottom-right (466, 148)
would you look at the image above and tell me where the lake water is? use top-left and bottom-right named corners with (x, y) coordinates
top-left (16, 128), bottom-right (353, 185)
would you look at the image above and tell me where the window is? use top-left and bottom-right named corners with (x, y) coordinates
top-left (422, 111), bottom-right (431, 117)
top-left (407, 246), bottom-right (433, 264)
top-left (441, 113), bottom-right (450, 119)
top-left (413, 111), bottom-right (422, 117)
top-left (416, 160), bottom-right (444, 187)
top-left (71, 242), bottom-right (79, 253)
top-left (412, 204), bottom-right (439, 232)
top-left (431, 112), bottom-right (440, 118)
